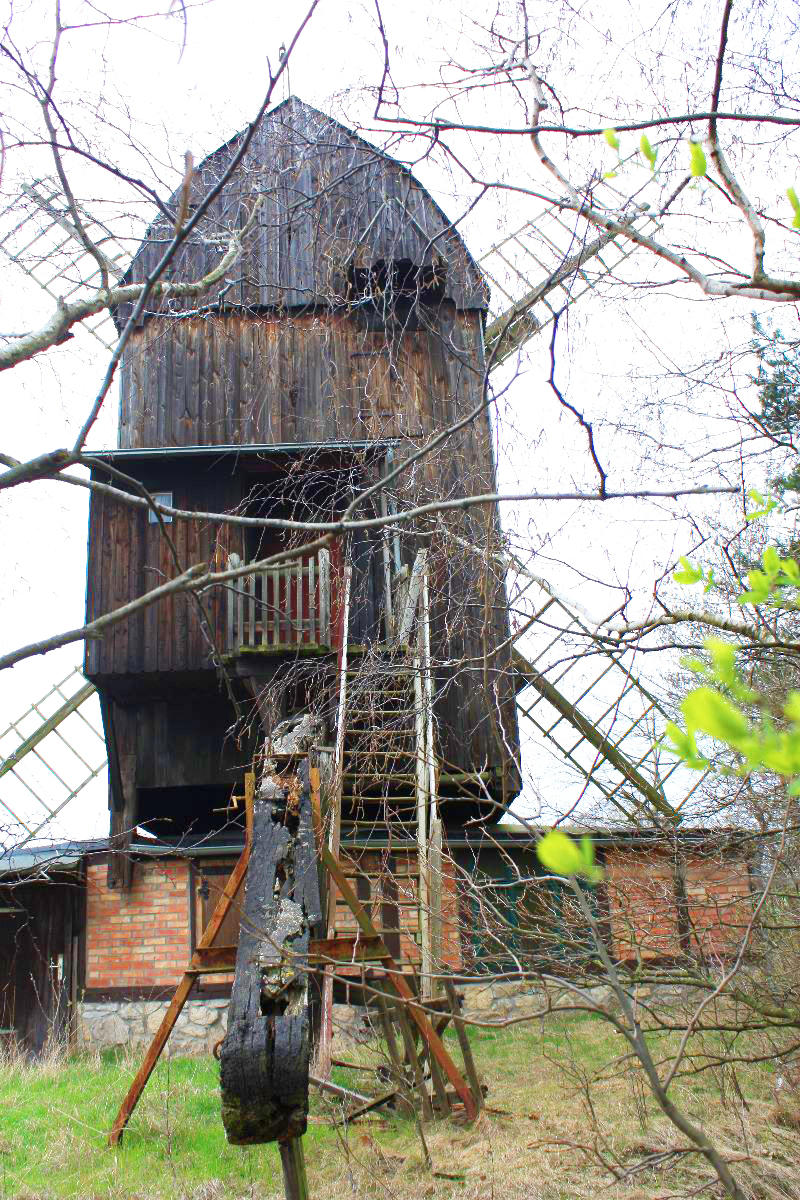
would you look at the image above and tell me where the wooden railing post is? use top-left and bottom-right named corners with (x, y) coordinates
top-left (227, 549), bottom-right (333, 652)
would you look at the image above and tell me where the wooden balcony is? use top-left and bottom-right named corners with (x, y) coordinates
top-left (226, 548), bottom-right (332, 653)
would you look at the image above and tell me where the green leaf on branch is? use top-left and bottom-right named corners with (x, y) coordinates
top-left (763, 545), bottom-right (780, 574)
top-left (536, 830), bottom-right (603, 883)
top-left (682, 687), bottom-right (750, 747)
top-left (689, 140), bottom-right (707, 178)
top-left (673, 556), bottom-right (704, 585)
top-left (745, 488), bottom-right (777, 521)
top-left (788, 187), bottom-right (800, 230)
top-left (738, 568), bottom-right (771, 605)
top-left (640, 134), bottom-right (658, 171)
top-left (604, 128), bottom-right (621, 151)
top-left (665, 720), bottom-right (704, 768)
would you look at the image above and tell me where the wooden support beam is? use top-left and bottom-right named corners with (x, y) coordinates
top-left (187, 945), bottom-right (237, 973)
top-left (279, 1137), bottom-right (310, 1200)
top-left (321, 846), bottom-right (478, 1121)
top-left (108, 772), bottom-right (255, 1146)
top-left (444, 981), bottom-right (483, 1111)
top-left (308, 935), bottom-right (390, 963)
top-left (343, 1088), bottom-right (400, 1123)
top-left (393, 999), bottom-right (433, 1121)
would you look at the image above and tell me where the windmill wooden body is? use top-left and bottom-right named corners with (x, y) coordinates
top-left (80, 96), bottom-right (522, 1153)
top-left (84, 96), bottom-right (522, 889)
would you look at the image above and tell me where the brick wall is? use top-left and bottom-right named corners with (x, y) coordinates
top-left (82, 843), bottom-right (753, 994)
top-left (604, 846), bottom-right (752, 961)
top-left (85, 860), bottom-right (191, 989)
top-left (331, 849), bottom-right (462, 971)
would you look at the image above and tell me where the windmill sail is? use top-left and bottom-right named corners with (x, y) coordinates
top-left (479, 189), bottom-right (653, 366)
top-left (0, 668), bottom-right (107, 848)
top-left (0, 177), bottom-right (131, 349)
top-left (513, 582), bottom-right (708, 825)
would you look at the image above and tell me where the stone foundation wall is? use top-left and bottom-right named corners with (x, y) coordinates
top-left (78, 983), bottom-right (708, 1056)
top-left (78, 998), bottom-right (230, 1055)
top-left (77, 999), bottom-right (369, 1056)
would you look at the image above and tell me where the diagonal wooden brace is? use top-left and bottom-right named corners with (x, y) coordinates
top-left (320, 846), bottom-right (478, 1121)
top-left (108, 773), bottom-right (255, 1146)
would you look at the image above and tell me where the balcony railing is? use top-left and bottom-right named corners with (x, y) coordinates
top-left (226, 548), bottom-right (332, 652)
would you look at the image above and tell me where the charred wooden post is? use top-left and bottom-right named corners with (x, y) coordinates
top-left (220, 761), bottom-right (322, 1145)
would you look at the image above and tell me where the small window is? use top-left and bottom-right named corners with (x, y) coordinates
top-left (148, 492), bottom-right (173, 524)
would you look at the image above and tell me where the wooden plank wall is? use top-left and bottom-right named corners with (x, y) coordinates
top-left (0, 876), bottom-right (80, 1054)
top-left (85, 465), bottom-right (241, 679)
top-left (114, 96), bottom-right (487, 330)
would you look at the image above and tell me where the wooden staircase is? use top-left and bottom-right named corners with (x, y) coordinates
top-left (340, 654), bottom-right (418, 834)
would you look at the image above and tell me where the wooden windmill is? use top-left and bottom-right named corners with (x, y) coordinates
top-left (1, 97), bottom-right (692, 1191)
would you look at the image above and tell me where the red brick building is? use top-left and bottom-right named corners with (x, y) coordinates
top-left (0, 826), bottom-right (754, 1054)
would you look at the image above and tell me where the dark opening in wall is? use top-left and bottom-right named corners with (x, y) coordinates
top-left (347, 258), bottom-right (447, 329)
top-left (137, 785), bottom-right (243, 839)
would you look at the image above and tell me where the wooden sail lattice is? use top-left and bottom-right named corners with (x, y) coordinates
top-left (0, 177), bottom-right (131, 350)
top-left (513, 583), bottom-right (711, 825)
top-left (478, 182), bottom-right (655, 366)
top-left (0, 667), bottom-right (107, 847)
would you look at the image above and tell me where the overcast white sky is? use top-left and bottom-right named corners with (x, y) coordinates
top-left (1, 0), bottom-right (793, 842)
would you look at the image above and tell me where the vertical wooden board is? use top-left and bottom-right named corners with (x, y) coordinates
top-left (111, 502), bottom-right (131, 676)
top-left (203, 318), bottom-right (217, 444)
top-left (172, 486), bottom-right (189, 673)
top-left (156, 323), bottom-right (171, 447)
top-left (84, 490), bottom-right (104, 676)
top-left (126, 499), bottom-right (145, 674)
top-left (146, 326), bottom-right (161, 446)
top-left (141, 519), bottom-right (159, 673)
top-left (262, 322), bottom-right (278, 443)
top-left (238, 319), bottom-right (255, 443)
top-left (225, 318), bottom-right (241, 444)
top-left (171, 322), bottom-right (187, 446)
top-left (186, 319), bottom-right (201, 446)
top-left (99, 490), bottom-right (117, 675)
top-left (155, 514), bottom-right (173, 674)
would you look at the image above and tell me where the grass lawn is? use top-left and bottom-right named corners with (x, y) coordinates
top-left (1, 1014), bottom-right (797, 1200)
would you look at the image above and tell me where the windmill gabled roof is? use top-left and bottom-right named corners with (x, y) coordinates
top-left (116, 95), bottom-right (488, 329)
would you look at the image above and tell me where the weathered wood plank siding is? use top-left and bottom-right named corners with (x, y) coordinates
top-left (88, 96), bottom-right (519, 804)
top-left (85, 465), bottom-right (242, 679)
top-left (114, 97), bottom-right (486, 329)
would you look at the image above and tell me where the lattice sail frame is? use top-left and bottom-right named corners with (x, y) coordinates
top-left (513, 580), bottom-right (711, 825)
top-left (478, 181), bottom-right (655, 366)
top-left (0, 668), bottom-right (107, 848)
top-left (0, 177), bottom-right (131, 350)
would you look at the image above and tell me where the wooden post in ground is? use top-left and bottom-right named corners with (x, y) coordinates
top-left (443, 980), bottom-right (483, 1111)
top-left (316, 563), bottom-right (351, 1080)
top-left (279, 1138), bottom-right (309, 1200)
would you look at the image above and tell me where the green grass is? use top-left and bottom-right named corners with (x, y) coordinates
top-left (0, 1015), bottom-right (795, 1200)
